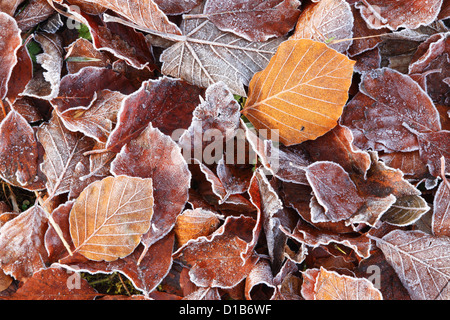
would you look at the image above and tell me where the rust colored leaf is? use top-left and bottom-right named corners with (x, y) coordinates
top-left (65, 38), bottom-right (109, 74)
top-left (356, 0), bottom-right (443, 30)
top-left (173, 215), bottom-right (259, 288)
top-left (341, 68), bottom-right (441, 153)
top-left (107, 77), bottom-right (205, 152)
top-left (374, 229), bottom-right (450, 300)
top-left (79, 0), bottom-right (181, 35)
top-left (37, 112), bottom-right (94, 198)
top-left (9, 267), bottom-right (98, 300)
top-left (174, 208), bottom-right (220, 247)
top-left (0, 205), bottom-right (49, 281)
top-left (190, 0), bottom-right (301, 42)
top-left (0, 111), bottom-right (45, 190)
top-left (154, 0), bottom-right (202, 15)
top-left (433, 161), bottom-right (450, 236)
top-left (69, 175), bottom-right (154, 262)
top-left (302, 267), bottom-right (383, 300)
top-left (291, 0), bottom-right (354, 53)
top-left (15, 0), bottom-right (54, 32)
top-left (110, 123), bottom-right (191, 250)
top-left (0, 12), bottom-right (22, 100)
top-left (242, 39), bottom-right (355, 146)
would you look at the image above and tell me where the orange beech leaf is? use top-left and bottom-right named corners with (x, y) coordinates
top-left (69, 175), bottom-right (154, 262)
top-left (242, 39), bottom-right (355, 146)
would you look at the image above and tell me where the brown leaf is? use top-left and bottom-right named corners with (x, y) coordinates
top-left (154, 0), bottom-right (202, 15)
top-left (245, 259), bottom-right (276, 300)
top-left (37, 112), bottom-right (94, 198)
top-left (107, 77), bottom-right (205, 152)
top-left (174, 208), bottom-right (220, 247)
top-left (160, 9), bottom-right (283, 97)
top-left (23, 33), bottom-right (63, 100)
top-left (15, 0), bottom-right (54, 32)
top-left (373, 229), bottom-right (450, 300)
top-left (190, 0), bottom-right (301, 42)
top-left (302, 267), bottom-right (383, 300)
top-left (8, 267), bottom-right (98, 300)
top-left (356, 0), bottom-right (443, 30)
top-left (65, 38), bottom-right (110, 74)
top-left (69, 175), bottom-right (154, 262)
top-left (0, 12), bottom-right (22, 100)
top-left (381, 195), bottom-right (430, 226)
top-left (78, 0), bottom-right (181, 35)
top-left (341, 68), bottom-right (441, 152)
top-left (173, 215), bottom-right (259, 288)
top-left (291, 0), bottom-right (354, 53)
top-left (433, 172), bottom-right (450, 237)
top-left (242, 39), bottom-right (355, 146)
top-left (0, 111), bottom-right (46, 190)
top-left (110, 123), bottom-right (191, 251)
top-left (6, 44), bottom-right (33, 103)
top-left (0, 0), bottom-right (25, 16)
top-left (0, 205), bottom-right (49, 281)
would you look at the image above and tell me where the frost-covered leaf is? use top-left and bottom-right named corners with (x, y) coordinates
top-left (381, 195), bottom-right (430, 226)
top-left (433, 172), bottom-right (450, 237)
top-left (69, 175), bottom-right (154, 262)
top-left (0, 12), bottom-right (22, 100)
top-left (301, 267), bottom-right (383, 300)
top-left (291, 0), bottom-right (354, 53)
top-left (174, 208), bottom-right (220, 247)
top-left (160, 11), bottom-right (283, 97)
top-left (0, 111), bottom-right (45, 190)
top-left (242, 39), bottom-right (355, 146)
top-left (190, 0), bottom-right (301, 42)
top-left (0, 205), bottom-right (49, 281)
top-left (374, 229), bottom-right (450, 300)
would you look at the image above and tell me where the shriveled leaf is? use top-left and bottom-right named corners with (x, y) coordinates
top-left (382, 195), bottom-right (430, 226)
top-left (15, 0), bottom-right (54, 32)
top-left (79, 0), bottom-right (181, 35)
top-left (178, 81), bottom-right (241, 164)
top-left (65, 38), bottom-right (109, 74)
top-left (37, 112), bottom-right (94, 197)
top-left (6, 45), bottom-right (33, 103)
top-left (341, 68), bottom-right (441, 153)
top-left (69, 175), bottom-right (154, 262)
top-left (57, 89), bottom-right (126, 143)
top-left (356, 0), bottom-right (443, 30)
top-left (110, 123), bottom-right (191, 250)
top-left (291, 0), bottom-right (354, 53)
top-left (8, 267), bottom-right (98, 300)
top-left (245, 259), bottom-right (276, 300)
top-left (305, 161), bottom-right (365, 222)
top-left (107, 77), bottom-right (204, 152)
top-left (0, 205), bottom-right (49, 281)
top-left (0, 0), bottom-right (25, 16)
top-left (173, 215), bottom-right (259, 288)
top-left (23, 33), bottom-right (63, 100)
top-left (242, 39), bottom-right (355, 146)
top-left (374, 229), bottom-right (450, 300)
top-left (154, 0), bottom-right (201, 15)
top-left (160, 11), bottom-right (283, 97)
top-left (302, 267), bottom-right (383, 300)
top-left (433, 169), bottom-right (450, 236)
top-left (0, 111), bottom-right (45, 190)
top-left (0, 12), bottom-right (22, 100)
top-left (174, 208), bottom-right (220, 247)
top-left (190, 0), bottom-right (301, 42)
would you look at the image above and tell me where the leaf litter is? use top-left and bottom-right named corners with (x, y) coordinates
top-left (0, 0), bottom-right (449, 301)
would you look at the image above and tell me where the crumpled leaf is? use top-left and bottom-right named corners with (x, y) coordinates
top-left (302, 267), bottom-right (383, 300)
top-left (242, 39), bottom-right (355, 146)
top-left (189, 0), bottom-right (301, 42)
top-left (356, 0), bottom-right (443, 30)
top-left (173, 215), bottom-right (259, 289)
top-left (374, 229), bottom-right (450, 300)
top-left (0, 111), bottom-right (46, 190)
top-left (160, 8), bottom-right (283, 97)
top-left (0, 12), bottom-right (22, 100)
top-left (291, 0), bottom-right (354, 53)
top-left (69, 175), bottom-right (154, 262)
top-left (433, 167), bottom-right (450, 236)
top-left (174, 208), bottom-right (220, 247)
top-left (0, 205), bottom-right (49, 281)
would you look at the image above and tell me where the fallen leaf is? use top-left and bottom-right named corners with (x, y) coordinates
top-left (174, 208), bottom-right (220, 247)
top-left (302, 267), bottom-right (383, 300)
top-left (0, 12), bottom-right (22, 100)
top-left (190, 0), bottom-right (301, 42)
top-left (381, 195), bottom-right (430, 226)
top-left (69, 175), bottom-right (154, 262)
top-left (0, 111), bottom-right (46, 190)
top-left (160, 8), bottom-right (283, 97)
top-left (0, 205), bottom-right (49, 281)
top-left (433, 170), bottom-right (450, 236)
top-left (373, 229), bottom-right (450, 300)
top-left (291, 0), bottom-right (354, 53)
top-left (242, 39), bottom-right (355, 146)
